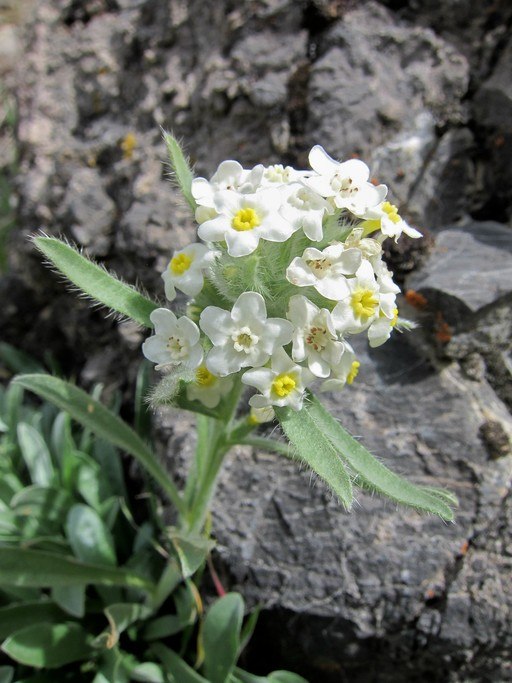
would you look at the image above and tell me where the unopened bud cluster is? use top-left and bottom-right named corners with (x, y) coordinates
top-left (142, 145), bottom-right (421, 420)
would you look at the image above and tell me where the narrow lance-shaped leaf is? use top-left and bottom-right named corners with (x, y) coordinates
top-left (33, 236), bottom-right (158, 328)
top-left (163, 132), bottom-right (197, 212)
top-left (151, 643), bottom-right (209, 683)
top-left (13, 374), bottom-right (186, 515)
top-left (274, 406), bottom-right (353, 510)
top-left (306, 392), bottom-right (457, 521)
top-left (0, 547), bottom-right (154, 590)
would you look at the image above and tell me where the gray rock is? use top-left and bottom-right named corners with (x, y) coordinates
top-left (371, 112), bottom-right (437, 208)
top-left (202, 334), bottom-right (512, 681)
top-left (3, 0), bottom-right (512, 680)
top-left (62, 167), bottom-right (116, 256)
top-left (407, 222), bottom-right (512, 316)
top-left (306, 1), bottom-right (469, 160)
top-left (473, 35), bottom-right (512, 216)
top-left (407, 128), bottom-right (474, 230)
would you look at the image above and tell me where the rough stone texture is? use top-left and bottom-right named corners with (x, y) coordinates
top-left (2, 0), bottom-right (512, 680)
top-left (407, 222), bottom-right (512, 315)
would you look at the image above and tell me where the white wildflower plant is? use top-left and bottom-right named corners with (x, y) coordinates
top-left (33, 133), bottom-right (458, 530)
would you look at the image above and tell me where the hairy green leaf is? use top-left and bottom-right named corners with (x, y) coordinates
top-left (163, 132), bottom-right (196, 212)
top-left (275, 406), bottom-right (353, 509)
top-left (13, 375), bottom-right (186, 514)
top-left (307, 393), bottom-right (457, 521)
top-left (33, 236), bottom-right (158, 328)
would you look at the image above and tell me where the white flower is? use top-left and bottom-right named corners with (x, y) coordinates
top-left (186, 365), bottom-right (234, 408)
top-left (360, 201), bottom-right (422, 242)
top-left (197, 188), bottom-right (296, 257)
top-left (142, 308), bottom-right (203, 370)
top-left (249, 405), bottom-right (276, 424)
top-left (242, 347), bottom-right (314, 411)
top-left (199, 291), bottom-right (293, 376)
top-left (286, 243), bottom-right (362, 300)
top-left (320, 343), bottom-right (360, 392)
top-left (344, 227), bottom-right (382, 261)
top-left (162, 243), bottom-right (216, 301)
top-left (331, 260), bottom-right (398, 346)
top-left (305, 145), bottom-right (387, 216)
top-left (280, 182), bottom-right (333, 241)
top-left (191, 160), bottom-right (263, 209)
top-left (259, 164), bottom-right (309, 187)
top-left (287, 295), bottom-right (345, 378)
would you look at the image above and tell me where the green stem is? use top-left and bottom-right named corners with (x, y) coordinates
top-left (238, 435), bottom-right (293, 458)
top-left (181, 378), bottom-right (245, 534)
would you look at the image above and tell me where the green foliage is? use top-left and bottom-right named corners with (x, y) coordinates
top-left (276, 394), bottom-right (457, 521)
top-left (32, 236), bottom-right (159, 328)
top-left (163, 131), bottom-right (197, 212)
top-left (0, 358), bottom-right (307, 682)
top-left (274, 405), bottom-right (353, 510)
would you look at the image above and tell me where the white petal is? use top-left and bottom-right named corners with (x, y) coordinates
top-left (262, 318), bottom-right (294, 350)
top-left (142, 336), bottom-right (169, 365)
top-left (225, 229), bottom-right (260, 257)
top-left (315, 276), bottom-right (350, 301)
top-left (161, 271), bottom-right (177, 302)
top-left (231, 291), bottom-right (267, 324)
top-left (308, 145), bottom-right (340, 175)
top-left (205, 346), bottom-right (242, 376)
top-left (150, 308), bottom-right (178, 335)
top-left (308, 355), bottom-right (330, 378)
top-left (242, 367), bottom-right (274, 394)
top-left (198, 215), bottom-right (231, 242)
top-left (286, 258), bottom-right (317, 287)
top-left (200, 307), bottom-right (233, 345)
top-left (185, 344), bottom-right (204, 368)
top-left (177, 316), bottom-right (200, 345)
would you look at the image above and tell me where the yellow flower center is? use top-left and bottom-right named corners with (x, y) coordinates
top-left (195, 365), bottom-right (216, 387)
top-left (391, 307), bottom-right (399, 327)
top-left (351, 289), bottom-right (379, 319)
top-left (347, 361), bottom-right (360, 385)
top-left (170, 253), bottom-right (193, 275)
top-left (382, 201), bottom-right (401, 224)
top-left (232, 207), bottom-right (261, 232)
top-left (272, 373), bottom-right (296, 398)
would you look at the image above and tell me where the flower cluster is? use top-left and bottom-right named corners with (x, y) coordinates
top-left (143, 145), bottom-right (421, 419)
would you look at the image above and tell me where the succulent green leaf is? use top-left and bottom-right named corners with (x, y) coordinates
top-left (306, 393), bottom-right (457, 521)
top-left (130, 663), bottom-right (166, 683)
top-left (33, 236), bottom-right (158, 328)
top-left (163, 132), bottom-right (196, 212)
top-left (51, 584), bottom-right (86, 618)
top-left (0, 602), bottom-right (66, 640)
top-left (13, 374), bottom-right (186, 515)
top-left (151, 644), bottom-right (208, 683)
top-left (171, 532), bottom-right (213, 578)
top-left (1, 622), bottom-right (91, 668)
top-left (274, 406), bottom-right (353, 509)
top-left (202, 592), bottom-right (244, 683)
top-left (0, 547), bottom-right (153, 590)
top-left (66, 504), bottom-right (117, 566)
top-left (16, 423), bottom-right (54, 487)
top-left (268, 673), bottom-right (309, 683)
top-left (0, 666), bottom-right (14, 683)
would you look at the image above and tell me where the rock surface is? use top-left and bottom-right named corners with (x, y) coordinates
top-left (2, 0), bottom-right (512, 681)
